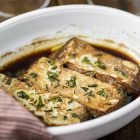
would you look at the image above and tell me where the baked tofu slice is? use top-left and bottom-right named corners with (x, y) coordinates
top-left (22, 57), bottom-right (128, 117)
top-left (0, 74), bottom-right (89, 126)
top-left (52, 37), bottom-right (140, 94)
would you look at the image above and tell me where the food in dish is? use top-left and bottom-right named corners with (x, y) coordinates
top-left (0, 37), bottom-right (139, 126)
top-left (22, 57), bottom-right (128, 117)
top-left (0, 73), bottom-right (89, 126)
top-left (53, 38), bottom-right (140, 94)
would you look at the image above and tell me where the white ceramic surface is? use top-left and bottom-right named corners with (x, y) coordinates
top-left (0, 5), bottom-right (140, 140)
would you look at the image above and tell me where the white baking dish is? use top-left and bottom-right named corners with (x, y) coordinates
top-left (0, 5), bottom-right (140, 140)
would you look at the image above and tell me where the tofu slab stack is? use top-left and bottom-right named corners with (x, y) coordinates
top-left (0, 37), bottom-right (139, 126)
top-left (53, 38), bottom-right (140, 94)
top-left (22, 57), bottom-right (127, 117)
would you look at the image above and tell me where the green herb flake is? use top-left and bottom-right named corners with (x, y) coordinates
top-left (88, 84), bottom-right (98, 87)
top-left (23, 77), bottom-right (29, 82)
top-left (37, 96), bottom-right (45, 109)
top-left (81, 87), bottom-right (89, 92)
top-left (66, 109), bottom-right (72, 111)
top-left (66, 76), bottom-right (76, 87)
top-left (30, 98), bottom-right (34, 102)
top-left (54, 96), bottom-right (63, 102)
top-left (29, 72), bottom-right (38, 78)
top-left (51, 66), bottom-right (57, 70)
top-left (63, 115), bottom-right (68, 120)
top-left (52, 116), bottom-right (57, 118)
top-left (117, 88), bottom-right (127, 96)
top-left (84, 90), bottom-right (94, 97)
top-left (48, 59), bottom-right (55, 66)
top-left (17, 91), bottom-right (29, 100)
top-left (71, 113), bottom-right (79, 118)
top-left (47, 71), bottom-right (58, 82)
top-left (54, 107), bottom-right (59, 109)
top-left (97, 89), bottom-right (108, 98)
top-left (82, 57), bottom-right (91, 65)
top-left (114, 67), bottom-right (128, 78)
top-left (46, 84), bottom-right (49, 91)
top-left (94, 61), bottom-right (106, 70)
top-left (68, 99), bottom-right (73, 104)
top-left (16, 69), bottom-right (25, 78)
top-left (45, 108), bottom-right (53, 112)
top-left (49, 96), bottom-right (63, 102)
top-left (5, 79), bottom-right (12, 85)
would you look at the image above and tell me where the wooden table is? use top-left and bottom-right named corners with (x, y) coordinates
top-left (0, 0), bottom-right (140, 139)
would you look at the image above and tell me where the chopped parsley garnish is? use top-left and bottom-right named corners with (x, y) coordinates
top-left (16, 69), bottom-right (25, 78)
top-left (82, 57), bottom-right (91, 65)
top-left (37, 96), bottom-right (45, 109)
top-left (46, 84), bottom-right (49, 91)
top-left (54, 96), bottom-right (63, 102)
top-left (84, 90), bottom-right (94, 97)
top-left (68, 99), bottom-right (73, 104)
top-left (52, 116), bottom-right (57, 118)
top-left (94, 61), bottom-right (106, 70)
top-left (66, 109), bottom-right (72, 111)
top-left (17, 91), bottom-right (29, 100)
top-left (29, 72), bottom-right (37, 78)
top-left (81, 87), bottom-right (89, 92)
top-left (54, 107), bottom-right (59, 109)
top-left (85, 71), bottom-right (96, 77)
top-left (88, 84), bottom-right (98, 87)
top-left (30, 98), bottom-right (34, 102)
top-left (45, 108), bottom-right (53, 112)
top-left (117, 88), bottom-right (127, 96)
top-left (97, 89), bottom-right (108, 98)
top-left (51, 66), bottom-right (57, 70)
top-left (114, 67), bottom-right (128, 78)
top-left (47, 71), bottom-right (58, 82)
top-left (48, 96), bottom-right (63, 102)
top-left (71, 113), bottom-right (79, 118)
top-left (5, 79), bottom-right (12, 85)
top-left (48, 59), bottom-right (55, 66)
top-left (63, 115), bottom-right (68, 120)
top-left (66, 76), bottom-right (76, 87)
top-left (23, 77), bottom-right (29, 82)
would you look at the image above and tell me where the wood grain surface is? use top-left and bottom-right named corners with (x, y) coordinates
top-left (0, 0), bottom-right (140, 139)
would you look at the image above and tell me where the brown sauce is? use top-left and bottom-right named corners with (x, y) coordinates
top-left (0, 43), bottom-right (139, 101)
top-left (1, 44), bottom-right (138, 76)
top-left (94, 45), bottom-right (138, 64)
top-left (1, 49), bottom-right (52, 76)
